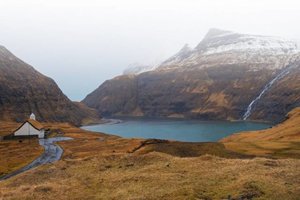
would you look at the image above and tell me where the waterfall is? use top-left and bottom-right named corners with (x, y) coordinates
top-left (243, 64), bottom-right (296, 120)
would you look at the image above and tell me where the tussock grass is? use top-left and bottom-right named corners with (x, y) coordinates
top-left (0, 139), bottom-right (43, 176)
top-left (1, 152), bottom-right (300, 199)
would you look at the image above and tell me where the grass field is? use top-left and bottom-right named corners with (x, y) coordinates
top-left (0, 122), bottom-right (43, 176)
top-left (0, 108), bottom-right (300, 199)
top-left (1, 144), bottom-right (300, 199)
top-left (221, 108), bottom-right (300, 158)
top-left (0, 139), bottom-right (43, 176)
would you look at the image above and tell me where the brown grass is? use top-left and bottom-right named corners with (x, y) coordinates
top-left (0, 121), bottom-right (20, 137)
top-left (221, 107), bottom-right (300, 158)
top-left (0, 139), bottom-right (43, 176)
top-left (0, 121), bottom-right (44, 176)
top-left (0, 151), bottom-right (300, 200)
top-left (1, 108), bottom-right (300, 199)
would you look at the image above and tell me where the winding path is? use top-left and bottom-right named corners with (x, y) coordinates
top-left (0, 137), bottom-right (72, 181)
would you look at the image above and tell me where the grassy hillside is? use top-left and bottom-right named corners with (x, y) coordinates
top-left (1, 108), bottom-right (300, 199)
top-left (0, 46), bottom-right (101, 126)
top-left (221, 107), bottom-right (300, 158)
top-left (1, 120), bottom-right (300, 199)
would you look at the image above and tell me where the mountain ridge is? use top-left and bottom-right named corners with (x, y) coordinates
top-left (83, 29), bottom-right (300, 122)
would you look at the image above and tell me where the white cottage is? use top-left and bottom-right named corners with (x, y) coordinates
top-left (13, 113), bottom-right (45, 139)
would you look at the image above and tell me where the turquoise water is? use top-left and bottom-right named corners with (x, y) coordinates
top-left (82, 118), bottom-right (272, 142)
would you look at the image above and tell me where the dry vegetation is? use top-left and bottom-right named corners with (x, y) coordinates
top-left (1, 150), bottom-right (300, 199)
top-left (0, 121), bottom-right (21, 137)
top-left (0, 108), bottom-right (300, 199)
top-left (0, 140), bottom-right (43, 177)
top-left (221, 108), bottom-right (300, 158)
top-left (0, 122), bottom-right (43, 176)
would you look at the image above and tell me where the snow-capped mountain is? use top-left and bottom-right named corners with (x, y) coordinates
top-left (124, 29), bottom-right (300, 74)
top-left (159, 28), bottom-right (300, 71)
top-left (196, 28), bottom-right (299, 55)
top-left (123, 63), bottom-right (157, 75)
top-left (160, 44), bottom-right (192, 66)
top-left (83, 28), bottom-right (300, 123)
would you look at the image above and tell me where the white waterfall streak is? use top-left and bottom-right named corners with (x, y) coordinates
top-left (243, 64), bottom-right (296, 120)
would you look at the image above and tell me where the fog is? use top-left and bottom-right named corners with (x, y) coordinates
top-left (0, 0), bottom-right (300, 100)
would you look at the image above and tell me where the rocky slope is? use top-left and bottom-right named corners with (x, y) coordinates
top-left (83, 29), bottom-right (300, 122)
top-left (0, 46), bottom-right (100, 125)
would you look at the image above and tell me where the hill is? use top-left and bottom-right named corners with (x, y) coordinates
top-left (221, 107), bottom-right (300, 158)
top-left (0, 46), bottom-right (100, 125)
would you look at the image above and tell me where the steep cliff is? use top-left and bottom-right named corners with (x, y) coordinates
top-left (0, 46), bottom-right (100, 125)
top-left (83, 29), bottom-right (300, 122)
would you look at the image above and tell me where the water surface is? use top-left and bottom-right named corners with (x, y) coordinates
top-left (82, 118), bottom-right (271, 142)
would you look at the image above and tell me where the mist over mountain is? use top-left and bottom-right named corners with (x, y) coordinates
top-left (83, 29), bottom-right (300, 122)
top-left (123, 63), bottom-right (157, 75)
top-left (0, 46), bottom-right (100, 125)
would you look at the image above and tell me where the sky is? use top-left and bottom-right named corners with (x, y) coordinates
top-left (0, 0), bottom-right (300, 101)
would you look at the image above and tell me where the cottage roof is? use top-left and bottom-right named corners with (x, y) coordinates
top-left (27, 119), bottom-right (44, 130)
top-left (13, 119), bottom-right (44, 133)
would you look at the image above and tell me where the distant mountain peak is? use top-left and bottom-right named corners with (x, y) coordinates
top-left (203, 28), bottom-right (234, 39)
top-left (123, 63), bottom-right (157, 75)
top-left (160, 43), bottom-right (193, 66)
top-left (196, 29), bottom-right (299, 55)
top-left (179, 43), bottom-right (192, 52)
top-left (158, 29), bottom-right (300, 71)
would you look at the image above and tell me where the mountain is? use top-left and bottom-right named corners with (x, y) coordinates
top-left (83, 29), bottom-right (300, 122)
top-left (0, 46), bottom-right (100, 125)
top-left (123, 63), bottom-right (157, 75)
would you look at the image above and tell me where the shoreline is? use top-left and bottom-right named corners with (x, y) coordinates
top-left (80, 119), bottom-right (272, 143)
top-left (82, 118), bottom-right (123, 127)
top-left (82, 116), bottom-right (274, 126)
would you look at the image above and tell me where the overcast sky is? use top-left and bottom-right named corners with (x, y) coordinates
top-left (0, 0), bottom-right (300, 101)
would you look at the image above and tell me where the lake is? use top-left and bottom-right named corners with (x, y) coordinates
top-left (82, 118), bottom-right (272, 142)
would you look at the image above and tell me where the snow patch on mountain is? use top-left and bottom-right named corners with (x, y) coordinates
top-left (123, 63), bottom-right (157, 75)
top-left (202, 34), bottom-right (299, 55)
top-left (160, 44), bottom-right (192, 66)
top-left (158, 29), bottom-right (300, 71)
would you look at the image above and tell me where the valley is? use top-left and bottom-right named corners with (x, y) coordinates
top-left (0, 28), bottom-right (300, 199)
top-left (0, 107), bottom-right (300, 199)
